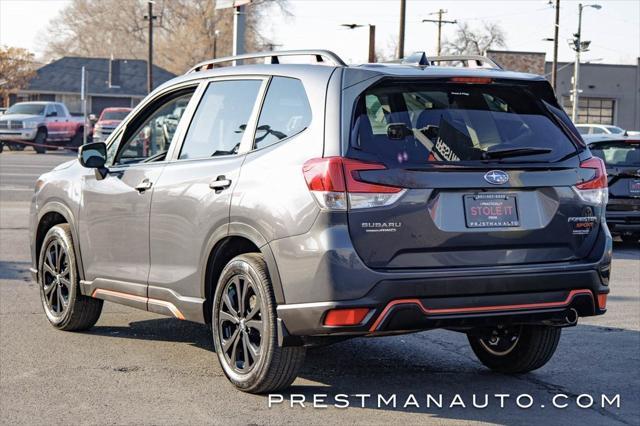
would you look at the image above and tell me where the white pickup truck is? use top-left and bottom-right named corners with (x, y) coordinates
top-left (0, 102), bottom-right (88, 153)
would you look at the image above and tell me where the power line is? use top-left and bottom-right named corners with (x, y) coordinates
top-left (422, 9), bottom-right (457, 56)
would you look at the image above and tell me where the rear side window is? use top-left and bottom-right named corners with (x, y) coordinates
top-left (179, 79), bottom-right (262, 159)
top-left (350, 82), bottom-right (578, 165)
top-left (254, 77), bottom-right (311, 150)
top-left (589, 141), bottom-right (640, 166)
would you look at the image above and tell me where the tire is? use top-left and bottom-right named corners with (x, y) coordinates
top-left (34, 129), bottom-right (46, 154)
top-left (38, 224), bottom-right (103, 331)
top-left (212, 253), bottom-right (305, 393)
top-left (467, 325), bottom-right (561, 374)
top-left (0, 142), bottom-right (3, 153)
top-left (71, 128), bottom-right (83, 147)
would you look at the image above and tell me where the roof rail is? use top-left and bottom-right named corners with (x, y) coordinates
top-left (427, 55), bottom-right (502, 69)
top-left (186, 49), bottom-right (347, 74)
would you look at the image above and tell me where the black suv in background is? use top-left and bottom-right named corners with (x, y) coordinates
top-left (31, 51), bottom-right (612, 393)
top-left (586, 134), bottom-right (640, 242)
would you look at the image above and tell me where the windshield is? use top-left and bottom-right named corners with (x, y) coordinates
top-left (350, 82), bottom-right (579, 165)
top-left (589, 141), bottom-right (640, 166)
top-left (6, 104), bottom-right (45, 115)
top-left (101, 110), bottom-right (130, 121)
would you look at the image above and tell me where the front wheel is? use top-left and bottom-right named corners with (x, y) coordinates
top-left (38, 224), bottom-right (103, 330)
top-left (34, 129), bottom-right (46, 154)
top-left (467, 325), bottom-right (561, 374)
top-left (212, 253), bottom-right (305, 393)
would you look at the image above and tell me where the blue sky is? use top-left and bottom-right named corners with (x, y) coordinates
top-left (1, 0), bottom-right (638, 65)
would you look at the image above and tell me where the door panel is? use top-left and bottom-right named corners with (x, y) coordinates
top-left (148, 156), bottom-right (244, 297)
top-left (78, 164), bottom-right (165, 285)
top-left (148, 78), bottom-right (265, 300)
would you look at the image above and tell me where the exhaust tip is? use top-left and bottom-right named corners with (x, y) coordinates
top-left (565, 308), bottom-right (579, 325)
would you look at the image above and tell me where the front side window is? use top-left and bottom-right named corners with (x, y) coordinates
top-left (351, 82), bottom-right (579, 165)
top-left (114, 89), bottom-right (195, 165)
top-left (254, 77), bottom-right (311, 150)
top-left (179, 80), bottom-right (262, 160)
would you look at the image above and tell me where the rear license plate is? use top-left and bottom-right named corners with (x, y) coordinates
top-left (630, 180), bottom-right (640, 197)
top-left (464, 194), bottom-right (519, 228)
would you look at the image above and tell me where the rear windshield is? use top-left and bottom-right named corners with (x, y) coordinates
top-left (589, 141), bottom-right (640, 166)
top-left (350, 82), bottom-right (578, 165)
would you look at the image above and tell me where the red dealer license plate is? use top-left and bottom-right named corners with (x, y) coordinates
top-left (464, 194), bottom-right (520, 228)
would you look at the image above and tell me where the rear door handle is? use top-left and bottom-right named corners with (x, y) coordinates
top-left (209, 176), bottom-right (232, 191)
top-left (135, 178), bottom-right (153, 192)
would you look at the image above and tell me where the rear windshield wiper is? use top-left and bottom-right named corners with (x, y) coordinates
top-left (482, 147), bottom-right (552, 160)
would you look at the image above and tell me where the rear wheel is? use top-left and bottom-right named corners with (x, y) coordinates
top-left (38, 224), bottom-right (103, 330)
top-left (34, 129), bottom-right (46, 154)
top-left (467, 325), bottom-right (561, 374)
top-left (212, 253), bottom-right (305, 393)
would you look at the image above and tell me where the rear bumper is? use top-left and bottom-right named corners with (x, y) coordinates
top-left (606, 209), bottom-right (640, 233)
top-left (273, 215), bottom-right (612, 339)
top-left (277, 269), bottom-right (609, 338)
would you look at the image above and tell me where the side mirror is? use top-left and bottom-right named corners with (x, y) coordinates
top-left (89, 114), bottom-right (97, 122)
top-left (78, 142), bottom-right (108, 177)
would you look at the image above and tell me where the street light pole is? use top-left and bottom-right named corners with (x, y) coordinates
top-left (570, 3), bottom-right (601, 122)
top-left (551, 0), bottom-right (560, 92)
top-left (398, 0), bottom-right (406, 59)
top-left (571, 4), bottom-right (584, 122)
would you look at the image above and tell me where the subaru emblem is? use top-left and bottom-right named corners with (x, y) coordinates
top-left (484, 170), bottom-right (509, 185)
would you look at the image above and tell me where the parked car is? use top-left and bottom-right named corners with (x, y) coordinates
top-left (30, 50), bottom-right (611, 394)
top-left (575, 123), bottom-right (632, 136)
top-left (92, 107), bottom-right (132, 143)
top-left (0, 102), bottom-right (87, 153)
top-left (584, 134), bottom-right (640, 243)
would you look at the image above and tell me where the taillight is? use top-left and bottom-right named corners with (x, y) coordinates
top-left (574, 156), bottom-right (608, 206)
top-left (449, 77), bottom-right (492, 84)
top-left (302, 157), bottom-right (405, 210)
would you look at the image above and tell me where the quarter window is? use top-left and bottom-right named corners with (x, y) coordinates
top-left (254, 77), bottom-right (311, 150)
top-left (179, 80), bottom-right (262, 159)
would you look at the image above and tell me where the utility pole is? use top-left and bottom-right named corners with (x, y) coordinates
top-left (233, 4), bottom-right (246, 63)
top-left (570, 3), bottom-right (602, 122)
top-left (81, 66), bottom-right (87, 146)
top-left (341, 23), bottom-right (376, 63)
top-left (144, 1), bottom-right (157, 94)
top-left (213, 29), bottom-right (220, 59)
top-left (398, 0), bottom-right (406, 59)
top-left (368, 25), bottom-right (376, 63)
top-left (422, 9), bottom-right (457, 56)
top-left (551, 0), bottom-right (560, 92)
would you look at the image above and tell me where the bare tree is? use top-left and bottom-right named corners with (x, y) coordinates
top-left (41, 0), bottom-right (288, 74)
top-left (0, 46), bottom-right (37, 107)
top-left (442, 21), bottom-right (506, 55)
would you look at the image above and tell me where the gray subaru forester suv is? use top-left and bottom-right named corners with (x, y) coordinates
top-left (30, 50), bottom-right (612, 393)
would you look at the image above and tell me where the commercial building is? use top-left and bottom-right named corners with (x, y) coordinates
top-left (487, 50), bottom-right (640, 131)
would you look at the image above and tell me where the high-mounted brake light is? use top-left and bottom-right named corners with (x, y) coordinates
top-left (574, 156), bottom-right (608, 206)
top-left (302, 157), bottom-right (405, 210)
top-left (449, 77), bottom-right (493, 84)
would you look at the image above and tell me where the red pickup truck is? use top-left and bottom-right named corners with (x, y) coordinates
top-left (0, 102), bottom-right (89, 153)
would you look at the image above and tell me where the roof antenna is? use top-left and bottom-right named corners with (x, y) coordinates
top-left (401, 51), bottom-right (430, 66)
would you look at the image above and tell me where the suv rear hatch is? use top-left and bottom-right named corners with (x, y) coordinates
top-left (336, 77), bottom-right (606, 269)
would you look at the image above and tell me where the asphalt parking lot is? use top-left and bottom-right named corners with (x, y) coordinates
top-left (1, 150), bottom-right (638, 425)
